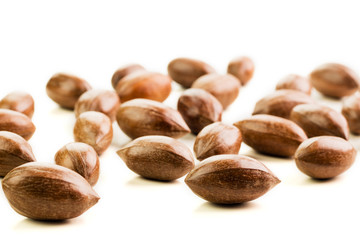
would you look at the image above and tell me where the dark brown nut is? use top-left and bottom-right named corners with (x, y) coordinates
top-left (253, 89), bottom-right (315, 119)
top-left (167, 57), bottom-right (216, 88)
top-left (0, 109), bottom-right (36, 140)
top-left (0, 91), bottom-right (35, 118)
top-left (295, 136), bottom-right (356, 179)
top-left (310, 63), bottom-right (360, 98)
top-left (74, 89), bottom-right (120, 122)
top-left (0, 131), bottom-right (36, 177)
top-left (1, 162), bottom-right (100, 220)
top-left (177, 89), bottom-right (223, 135)
top-left (290, 103), bottom-right (349, 139)
top-left (234, 114), bottom-right (307, 157)
top-left (185, 154), bottom-right (280, 204)
top-left (194, 122), bottom-right (242, 160)
top-left (117, 135), bottom-right (195, 181)
top-left (115, 71), bottom-right (172, 103)
top-left (227, 56), bottom-right (255, 86)
top-left (46, 73), bottom-right (92, 109)
top-left (275, 74), bottom-right (312, 95)
top-left (116, 99), bottom-right (190, 139)
top-left (342, 93), bottom-right (360, 134)
top-left (111, 64), bottom-right (145, 89)
top-left (55, 142), bottom-right (100, 186)
top-left (191, 73), bottom-right (241, 109)
top-left (74, 111), bottom-right (113, 155)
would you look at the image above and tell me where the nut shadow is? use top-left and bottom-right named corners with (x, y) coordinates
top-left (299, 175), bottom-right (339, 185)
top-left (125, 176), bottom-right (180, 187)
top-left (244, 149), bottom-right (293, 163)
top-left (13, 218), bottom-right (76, 231)
top-left (195, 201), bottom-right (256, 213)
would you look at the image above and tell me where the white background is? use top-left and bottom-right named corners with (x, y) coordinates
top-left (1, 0), bottom-right (360, 239)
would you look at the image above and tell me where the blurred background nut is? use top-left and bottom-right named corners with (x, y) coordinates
top-left (275, 74), bottom-right (312, 95)
top-left (0, 109), bottom-right (35, 140)
top-left (0, 91), bottom-right (35, 118)
top-left (342, 93), bottom-right (360, 135)
top-left (111, 64), bottom-right (145, 89)
top-left (227, 56), bottom-right (255, 86)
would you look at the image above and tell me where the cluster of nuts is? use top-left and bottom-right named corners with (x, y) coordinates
top-left (0, 57), bottom-right (359, 221)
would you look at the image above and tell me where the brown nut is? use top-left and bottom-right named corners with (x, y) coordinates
top-left (194, 122), bottom-right (242, 160)
top-left (253, 89), bottom-right (315, 119)
top-left (74, 111), bottom-right (113, 155)
top-left (116, 99), bottom-right (190, 139)
top-left (227, 56), bottom-right (255, 86)
top-left (295, 136), bottom-right (356, 179)
top-left (185, 154), bottom-right (280, 204)
top-left (55, 142), bottom-right (100, 186)
top-left (0, 131), bottom-right (36, 177)
top-left (46, 73), bottom-right (92, 109)
top-left (0, 91), bottom-right (35, 118)
top-left (234, 114), bottom-right (307, 157)
top-left (115, 71), bottom-right (172, 103)
top-left (290, 103), bottom-right (349, 139)
top-left (275, 74), bottom-right (312, 95)
top-left (167, 57), bottom-right (216, 88)
top-left (2, 162), bottom-right (100, 220)
top-left (74, 89), bottom-right (120, 122)
top-left (342, 93), bottom-right (360, 134)
top-left (177, 88), bottom-right (223, 135)
top-left (117, 135), bottom-right (195, 181)
top-left (191, 73), bottom-right (241, 109)
top-left (309, 63), bottom-right (360, 98)
top-left (111, 64), bottom-right (145, 89)
top-left (0, 109), bottom-right (36, 140)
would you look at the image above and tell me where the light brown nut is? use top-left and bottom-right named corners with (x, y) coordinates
top-left (194, 122), bottom-right (242, 160)
top-left (342, 93), bottom-right (360, 135)
top-left (290, 103), bottom-right (349, 139)
top-left (55, 142), bottom-right (100, 186)
top-left (0, 131), bottom-right (36, 177)
top-left (185, 154), bottom-right (280, 204)
top-left (115, 71), bottom-right (172, 103)
top-left (117, 135), bottom-right (195, 181)
top-left (111, 64), bottom-right (145, 89)
top-left (1, 162), bottom-right (100, 220)
top-left (167, 57), bottom-right (216, 88)
top-left (46, 73), bottom-right (92, 109)
top-left (74, 89), bottom-right (120, 122)
top-left (0, 109), bottom-right (35, 140)
top-left (295, 136), bottom-right (356, 179)
top-left (227, 56), bottom-right (255, 86)
top-left (0, 91), bottom-right (35, 118)
top-left (177, 88), bottom-right (223, 135)
top-left (252, 89), bottom-right (315, 119)
top-left (116, 99), bottom-right (190, 139)
top-left (275, 74), bottom-right (312, 95)
top-left (234, 114), bottom-right (307, 157)
top-left (191, 73), bottom-right (241, 109)
top-left (309, 63), bottom-right (360, 98)
top-left (74, 111), bottom-right (113, 155)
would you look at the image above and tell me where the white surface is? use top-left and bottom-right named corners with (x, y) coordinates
top-left (1, 0), bottom-right (360, 239)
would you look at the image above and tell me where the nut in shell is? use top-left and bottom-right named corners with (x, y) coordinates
top-left (111, 64), bottom-right (145, 89)
top-left (0, 109), bottom-right (36, 140)
top-left (227, 56), bottom-right (255, 86)
top-left (0, 91), bottom-right (35, 118)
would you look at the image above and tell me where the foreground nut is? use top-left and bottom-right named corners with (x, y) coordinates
top-left (46, 73), bottom-right (92, 109)
top-left (74, 111), bottom-right (113, 155)
top-left (0, 131), bottom-right (36, 177)
top-left (0, 91), bottom-right (35, 118)
top-left (295, 136), bottom-right (356, 179)
top-left (275, 74), bottom-right (312, 95)
top-left (116, 99), bottom-right (190, 139)
top-left (168, 57), bottom-right (216, 88)
top-left (194, 122), bottom-right (242, 160)
top-left (111, 64), bottom-right (145, 89)
top-left (310, 63), bottom-right (360, 98)
top-left (55, 142), bottom-right (100, 186)
top-left (192, 73), bottom-right (241, 109)
top-left (117, 135), bottom-right (195, 181)
top-left (253, 89), bottom-right (315, 119)
top-left (0, 109), bottom-right (36, 140)
top-left (115, 71), bottom-right (172, 103)
top-left (185, 154), bottom-right (280, 204)
top-left (290, 103), bottom-right (349, 139)
top-left (75, 89), bottom-right (120, 122)
top-left (227, 56), bottom-right (255, 85)
top-left (234, 114), bottom-right (307, 157)
top-left (177, 89), bottom-right (223, 134)
top-left (342, 93), bottom-right (360, 135)
top-left (2, 162), bottom-right (100, 220)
